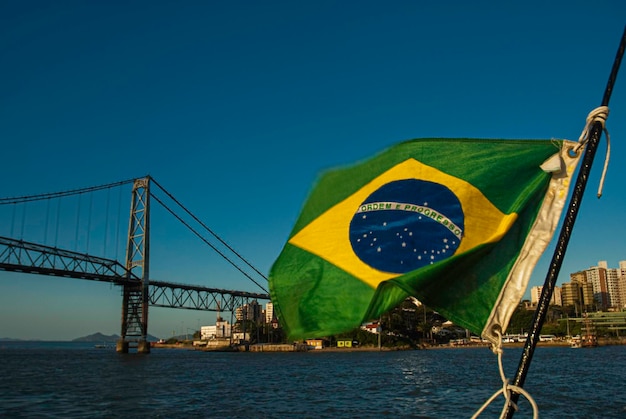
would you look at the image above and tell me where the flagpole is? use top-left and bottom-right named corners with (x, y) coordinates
top-left (505, 25), bottom-right (626, 418)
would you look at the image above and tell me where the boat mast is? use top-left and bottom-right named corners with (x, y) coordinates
top-left (505, 26), bottom-right (626, 418)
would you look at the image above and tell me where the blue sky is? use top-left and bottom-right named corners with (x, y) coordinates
top-left (1, 1), bottom-right (625, 340)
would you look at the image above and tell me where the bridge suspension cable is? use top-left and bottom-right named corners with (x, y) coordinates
top-left (150, 177), bottom-right (269, 294)
top-left (0, 178), bottom-right (137, 205)
top-left (0, 175), bottom-right (269, 294)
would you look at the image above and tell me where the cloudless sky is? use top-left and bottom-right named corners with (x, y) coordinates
top-left (1, 1), bottom-right (625, 340)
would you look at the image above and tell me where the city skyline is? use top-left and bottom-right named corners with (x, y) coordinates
top-left (1, 2), bottom-right (625, 340)
top-left (531, 260), bottom-right (626, 311)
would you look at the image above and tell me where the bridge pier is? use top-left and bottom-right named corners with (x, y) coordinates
top-left (119, 177), bottom-right (152, 354)
top-left (137, 340), bottom-right (151, 354)
top-left (115, 339), bottom-right (151, 354)
top-left (116, 340), bottom-right (129, 353)
top-left (0, 176), bottom-right (271, 355)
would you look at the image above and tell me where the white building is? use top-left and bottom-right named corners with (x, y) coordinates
top-left (530, 285), bottom-right (562, 306)
top-left (586, 262), bottom-right (609, 310)
top-left (618, 260), bottom-right (626, 308)
top-left (265, 302), bottom-right (274, 324)
top-left (580, 261), bottom-right (626, 310)
top-left (201, 319), bottom-right (232, 340)
top-left (236, 300), bottom-right (262, 322)
top-left (606, 267), bottom-right (622, 309)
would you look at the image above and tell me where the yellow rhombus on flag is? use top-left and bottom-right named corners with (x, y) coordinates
top-left (269, 138), bottom-right (581, 345)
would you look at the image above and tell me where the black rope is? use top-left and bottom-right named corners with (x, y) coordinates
top-left (150, 177), bottom-right (268, 281)
top-left (505, 25), bottom-right (626, 418)
top-left (149, 191), bottom-right (269, 294)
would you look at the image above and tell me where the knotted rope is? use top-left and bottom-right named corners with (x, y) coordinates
top-left (471, 330), bottom-right (538, 419)
top-left (573, 106), bottom-right (611, 198)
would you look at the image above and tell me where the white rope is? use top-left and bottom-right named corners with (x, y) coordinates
top-left (598, 130), bottom-right (611, 198)
top-left (471, 331), bottom-right (539, 419)
top-left (573, 106), bottom-right (611, 198)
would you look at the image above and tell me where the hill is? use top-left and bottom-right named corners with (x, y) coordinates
top-left (72, 332), bottom-right (161, 343)
top-left (72, 332), bottom-right (119, 343)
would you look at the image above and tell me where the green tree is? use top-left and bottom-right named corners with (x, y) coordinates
top-left (506, 304), bottom-right (534, 335)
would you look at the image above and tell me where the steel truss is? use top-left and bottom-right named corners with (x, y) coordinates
top-left (0, 237), bottom-right (270, 307)
top-left (0, 176), bottom-right (271, 354)
top-left (120, 177), bottom-right (151, 352)
top-left (149, 280), bottom-right (269, 311)
top-left (0, 236), bottom-right (132, 281)
top-left (0, 238), bottom-right (269, 301)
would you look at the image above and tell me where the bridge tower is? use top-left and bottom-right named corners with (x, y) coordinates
top-left (116, 177), bottom-right (151, 354)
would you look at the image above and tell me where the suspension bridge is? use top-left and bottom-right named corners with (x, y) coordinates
top-left (0, 176), bottom-right (270, 353)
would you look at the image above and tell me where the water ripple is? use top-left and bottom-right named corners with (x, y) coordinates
top-left (1, 343), bottom-right (625, 418)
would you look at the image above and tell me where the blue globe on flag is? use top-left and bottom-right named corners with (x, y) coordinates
top-left (349, 179), bottom-right (464, 274)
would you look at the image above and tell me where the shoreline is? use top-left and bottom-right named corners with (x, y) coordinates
top-left (150, 336), bottom-right (626, 352)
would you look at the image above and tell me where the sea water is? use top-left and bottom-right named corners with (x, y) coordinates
top-left (0, 342), bottom-right (624, 418)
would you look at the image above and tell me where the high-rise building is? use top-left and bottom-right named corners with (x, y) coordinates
top-left (606, 267), bottom-right (622, 309)
top-left (236, 300), bottom-right (263, 322)
top-left (586, 263), bottom-right (610, 310)
top-left (585, 261), bottom-right (626, 310)
top-left (561, 282), bottom-right (579, 309)
top-left (562, 272), bottom-right (594, 314)
top-left (530, 286), bottom-right (562, 306)
top-left (620, 261), bottom-right (626, 309)
top-left (560, 260), bottom-right (626, 312)
top-left (201, 320), bottom-right (232, 339)
top-left (265, 302), bottom-right (274, 324)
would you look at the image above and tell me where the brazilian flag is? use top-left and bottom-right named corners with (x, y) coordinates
top-left (269, 138), bottom-right (581, 344)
